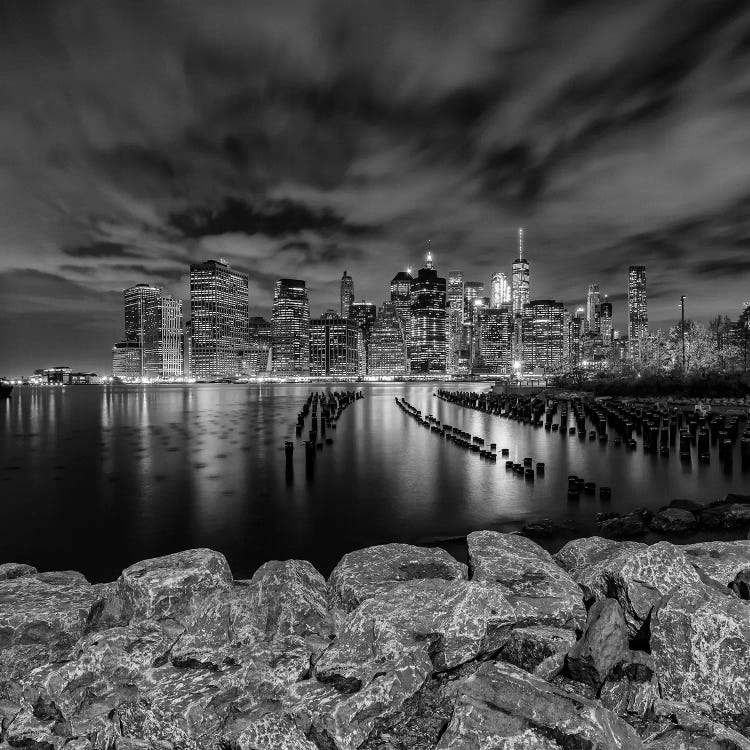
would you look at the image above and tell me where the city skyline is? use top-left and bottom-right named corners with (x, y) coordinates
top-left (3, 2), bottom-right (750, 374)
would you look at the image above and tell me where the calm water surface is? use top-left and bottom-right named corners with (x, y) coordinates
top-left (1, 383), bottom-right (747, 581)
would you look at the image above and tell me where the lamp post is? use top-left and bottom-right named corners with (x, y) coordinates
top-left (680, 295), bottom-right (686, 372)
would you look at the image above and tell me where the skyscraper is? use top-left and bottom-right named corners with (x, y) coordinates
top-left (271, 278), bottom-right (310, 374)
top-left (586, 283), bottom-right (601, 334)
top-left (446, 270), bottom-right (465, 373)
top-left (477, 306), bottom-right (512, 372)
top-left (568, 307), bottom-right (586, 368)
top-left (121, 283), bottom-right (183, 380)
top-left (340, 270), bottom-right (354, 318)
top-left (521, 299), bottom-right (565, 371)
top-left (349, 301), bottom-right (377, 342)
top-left (240, 317), bottom-right (272, 376)
top-left (490, 272), bottom-right (510, 308)
top-left (390, 271), bottom-right (413, 325)
top-left (628, 266), bottom-right (648, 358)
top-left (410, 256), bottom-right (447, 373)
top-left (368, 302), bottom-right (408, 377)
top-left (511, 227), bottom-right (530, 316)
top-left (309, 312), bottom-right (359, 378)
top-left (190, 260), bottom-right (249, 380)
top-left (600, 297), bottom-right (613, 345)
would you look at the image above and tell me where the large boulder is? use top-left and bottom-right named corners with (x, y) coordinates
top-left (328, 544), bottom-right (467, 612)
top-left (599, 514), bottom-right (648, 538)
top-left (435, 661), bottom-right (643, 749)
top-left (499, 625), bottom-right (576, 680)
top-left (679, 540), bottom-right (750, 589)
top-left (0, 574), bottom-right (100, 680)
top-left (467, 531), bottom-right (585, 629)
top-left (600, 651), bottom-right (659, 720)
top-left (701, 503), bottom-right (750, 529)
top-left (651, 585), bottom-right (750, 728)
top-left (566, 599), bottom-right (630, 689)
top-left (555, 539), bottom-right (704, 636)
top-left (93, 548), bottom-right (233, 626)
top-left (0, 563), bottom-right (37, 581)
top-left (648, 508), bottom-right (698, 534)
top-left (553, 537), bottom-right (647, 602)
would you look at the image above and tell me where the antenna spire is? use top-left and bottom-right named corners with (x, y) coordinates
top-left (425, 239), bottom-right (434, 269)
top-left (518, 227), bottom-right (524, 260)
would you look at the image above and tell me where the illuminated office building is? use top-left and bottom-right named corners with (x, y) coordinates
top-left (112, 342), bottom-right (141, 380)
top-left (586, 283), bottom-right (601, 334)
top-left (271, 278), bottom-right (310, 374)
top-left (511, 227), bottom-right (530, 316)
top-left (568, 307), bottom-right (585, 368)
top-left (490, 272), bottom-right (510, 308)
top-left (477, 306), bottom-right (512, 372)
top-left (240, 317), bottom-right (272, 376)
top-left (368, 302), bottom-right (408, 377)
top-left (349, 301), bottom-right (377, 342)
top-left (521, 299), bottom-right (565, 371)
top-left (409, 258), bottom-right (447, 373)
top-left (122, 283), bottom-right (183, 380)
top-left (447, 270), bottom-right (464, 310)
top-left (340, 270), bottom-right (354, 318)
top-left (600, 297), bottom-right (613, 345)
top-left (309, 312), bottom-right (359, 377)
top-left (628, 266), bottom-right (649, 358)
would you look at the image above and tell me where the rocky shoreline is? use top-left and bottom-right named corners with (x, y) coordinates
top-left (1, 533), bottom-right (749, 749)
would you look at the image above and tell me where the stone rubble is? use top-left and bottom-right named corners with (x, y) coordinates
top-left (1, 532), bottom-right (749, 749)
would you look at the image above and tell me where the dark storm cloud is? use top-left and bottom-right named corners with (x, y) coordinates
top-left (2, 0), bottom-right (750, 372)
top-left (169, 197), bottom-right (369, 239)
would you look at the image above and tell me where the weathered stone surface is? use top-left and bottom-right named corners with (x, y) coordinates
top-left (3, 704), bottom-right (67, 749)
top-left (731, 569), bottom-right (750, 599)
top-left (0, 563), bottom-right (37, 581)
top-left (645, 699), bottom-right (750, 749)
top-left (680, 540), bottom-right (750, 588)
top-left (648, 508), bottom-right (698, 534)
top-left (499, 625), bottom-right (576, 681)
top-left (436, 661), bottom-right (643, 749)
top-left (566, 599), bottom-right (629, 689)
top-left (662, 499), bottom-right (705, 516)
top-left (328, 544), bottom-right (467, 612)
top-left (600, 651), bottom-right (659, 719)
top-left (94, 548), bottom-right (233, 626)
top-left (467, 530), bottom-right (585, 629)
top-left (702, 503), bottom-right (750, 529)
top-left (230, 712), bottom-right (318, 749)
top-left (553, 536), bottom-right (647, 601)
top-left (0, 574), bottom-right (98, 673)
top-left (651, 585), bottom-right (750, 727)
top-left (599, 513), bottom-right (648, 538)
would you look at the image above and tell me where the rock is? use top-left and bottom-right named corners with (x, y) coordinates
top-left (566, 599), bottom-right (630, 689)
top-left (0, 563), bottom-right (37, 581)
top-left (645, 699), bottom-right (750, 749)
top-left (467, 530), bottom-right (585, 629)
top-left (0, 574), bottom-right (98, 668)
top-left (94, 548), bottom-right (233, 626)
top-left (663, 499), bottom-right (705, 516)
top-left (230, 712), bottom-right (318, 749)
top-left (600, 651), bottom-right (659, 719)
top-left (3, 704), bottom-right (68, 748)
top-left (499, 625), bottom-right (576, 680)
top-left (327, 544), bottom-right (467, 612)
top-left (651, 585), bottom-right (750, 728)
top-left (599, 513), bottom-right (648, 538)
top-left (680, 540), bottom-right (750, 588)
top-left (435, 661), bottom-right (643, 749)
top-left (725, 493), bottom-right (750, 505)
top-left (648, 508), bottom-right (698, 534)
top-left (702, 502), bottom-right (750, 529)
top-left (553, 537), bottom-right (647, 602)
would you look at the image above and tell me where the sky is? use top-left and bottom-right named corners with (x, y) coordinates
top-left (1, 0), bottom-right (750, 375)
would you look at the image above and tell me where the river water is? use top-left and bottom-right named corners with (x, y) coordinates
top-left (0, 383), bottom-right (746, 582)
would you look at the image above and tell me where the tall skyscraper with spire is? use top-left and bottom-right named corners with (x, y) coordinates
top-left (340, 270), bottom-right (354, 318)
top-left (511, 227), bottom-right (530, 317)
top-left (410, 250), bottom-right (446, 373)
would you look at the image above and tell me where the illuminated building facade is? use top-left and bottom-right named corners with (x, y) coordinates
top-left (490, 272), bottom-right (510, 308)
top-left (586, 283), bottom-right (601, 334)
top-left (447, 270), bottom-right (464, 311)
top-left (189, 260), bottom-right (248, 380)
top-left (568, 307), bottom-right (585, 368)
top-left (240, 316), bottom-right (272, 376)
top-left (340, 270), bottom-right (354, 318)
top-left (511, 228), bottom-right (530, 316)
top-left (349, 301), bottom-right (377, 342)
top-left (123, 283), bottom-right (183, 379)
top-left (271, 278), bottom-right (310, 374)
top-left (628, 265), bottom-right (649, 358)
top-left (477, 306), bottom-right (512, 372)
top-left (521, 299), bottom-right (565, 371)
top-left (309, 312), bottom-right (359, 377)
top-left (368, 302), bottom-right (408, 376)
top-left (600, 298), bottom-right (613, 345)
top-left (112, 342), bottom-right (141, 380)
top-left (409, 263), bottom-right (447, 373)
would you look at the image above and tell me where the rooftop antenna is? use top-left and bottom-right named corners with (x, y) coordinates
top-left (518, 227), bottom-right (524, 261)
top-left (425, 239), bottom-right (434, 270)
